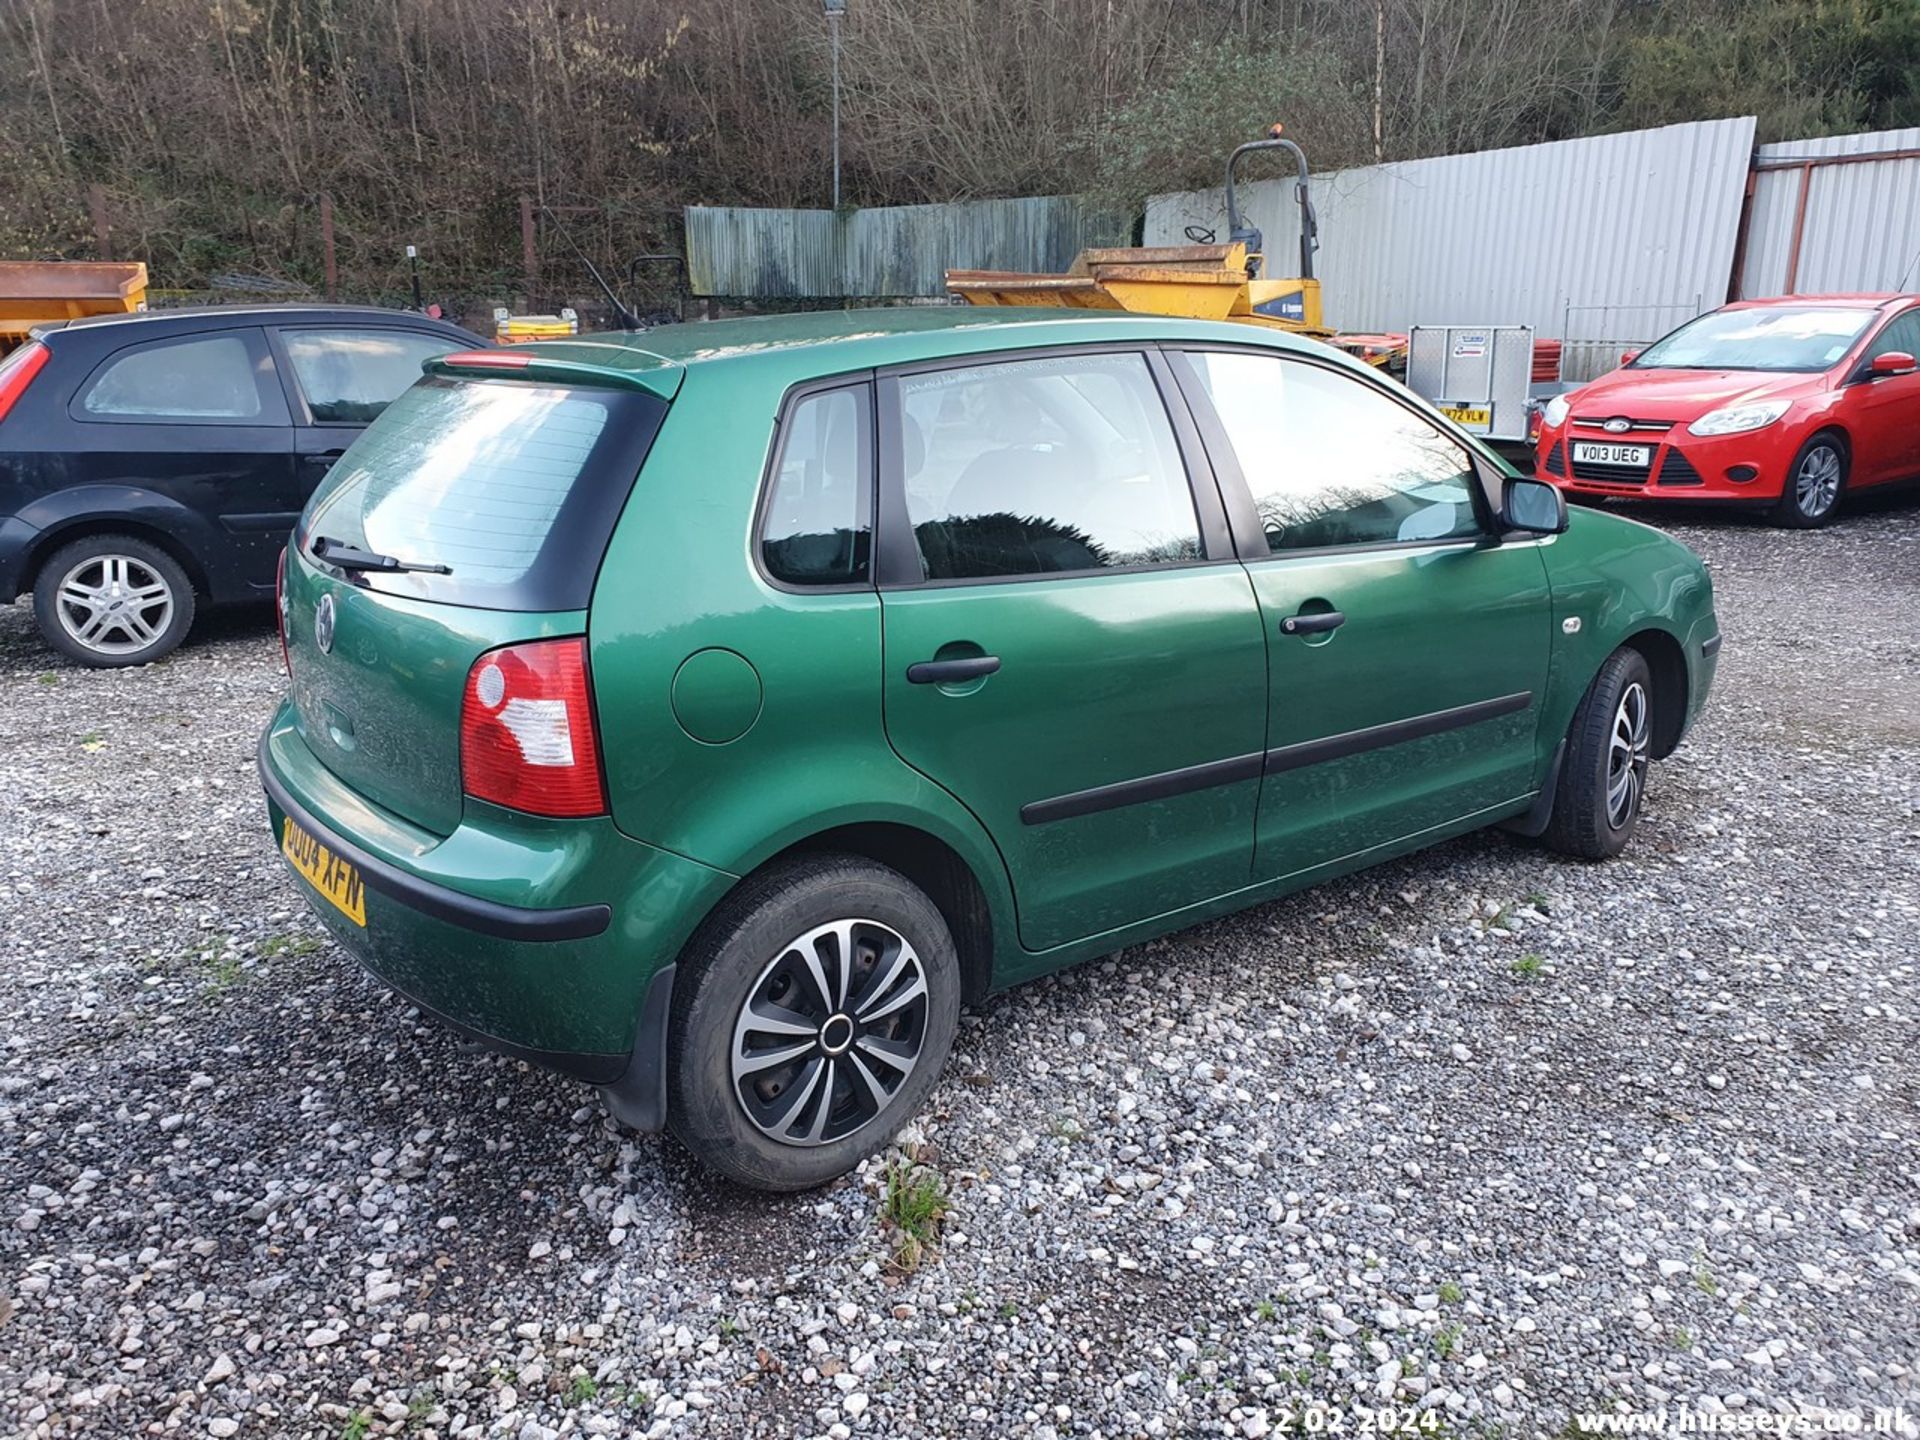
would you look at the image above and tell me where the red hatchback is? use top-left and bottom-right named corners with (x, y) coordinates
top-left (1535, 295), bottom-right (1920, 526)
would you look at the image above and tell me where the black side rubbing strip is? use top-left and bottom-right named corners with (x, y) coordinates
top-left (1264, 692), bottom-right (1534, 775)
top-left (1020, 751), bottom-right (1264, 826)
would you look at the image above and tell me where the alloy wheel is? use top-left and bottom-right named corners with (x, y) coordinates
top-left (54, 554), bottom-right (176, 658)
top-left (1606, 681), bottom-right (1650, 829)
top-left (730, 917), bottom-right (930, 1147)
top-left (1794, 444), bottom-right (1842, 520)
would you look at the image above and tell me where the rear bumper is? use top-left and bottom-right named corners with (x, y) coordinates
top-left (257, 704), bottom-right (735, 1109)
top-left (1537, 427), bottom-right (1788, 503)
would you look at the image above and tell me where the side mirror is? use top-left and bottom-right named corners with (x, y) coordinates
top-left (1870, 350), bottom-right (1916, 377)
top-left (1502, 476), bottom-right (1568, 535)
top-left (1619, 349), bottom-right (1640, 367)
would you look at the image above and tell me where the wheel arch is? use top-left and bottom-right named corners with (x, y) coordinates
top-left (743, 822), bottom-right (1000, 1005)
top-left (1620, 626), bottom-right (1688, 759)
top-left (21, 513), bottom-right (214, 602)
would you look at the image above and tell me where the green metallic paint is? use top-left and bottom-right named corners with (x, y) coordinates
top-left (670, 648), bottom-right (764, 745)
top-left (878, 564), bottom-right (1268, 950)
top-left (282, 548), bottom-right (587, 837)
top-left (1245, 535), bottom-right (1553, 877)
top-left (263, 706), bottom-right (735, 1058)
top-left (264, 305), bottom-right (1719, 1083)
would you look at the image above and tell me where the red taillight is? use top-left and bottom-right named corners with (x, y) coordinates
top-left (274, 545), bottom-right (291, 675)
top-left (460, 638), bottom-right (606, 818)
top-left (0, 342), bottom-right (50, 425)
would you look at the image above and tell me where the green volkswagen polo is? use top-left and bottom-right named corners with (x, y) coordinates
top-left (259, 308), bottom-right (1719, 1189)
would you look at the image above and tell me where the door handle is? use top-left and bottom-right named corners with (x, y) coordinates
top-left (1280, 610), bottom-right (1345, 636)
top-left (907, 655), bottom-right (1001, 685)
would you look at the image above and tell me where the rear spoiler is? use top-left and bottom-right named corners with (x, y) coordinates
top-left (425, 345), bottom-right (684, 401)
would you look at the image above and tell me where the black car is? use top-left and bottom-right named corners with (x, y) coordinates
top-left (0, 305), bottom-right (482, 666)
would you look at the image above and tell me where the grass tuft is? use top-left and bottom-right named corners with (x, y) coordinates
top-left (880, 1158), bottom-right (951, 1273)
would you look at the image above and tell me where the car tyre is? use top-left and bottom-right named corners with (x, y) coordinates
top-left (32, 533), bottom-right (196, 668)
top-left (667, 854), bottom-right (961, 1191)
top-left (1771, 431), bottom-right (1846, 528)
top-left (1542, 645), bottom-right (1654, 861)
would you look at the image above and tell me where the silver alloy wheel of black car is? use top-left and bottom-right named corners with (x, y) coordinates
top-left (1606, 680), bottom-right (1651, 829)
top-left (53, 552), bottom-right (177, 658)
top-left (1793, 441), bottom-right (1843, 520)
top-left (729, 917), bottom-right (929, 1147)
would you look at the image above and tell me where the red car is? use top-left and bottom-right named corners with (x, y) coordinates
top-left (1535, 294), bottom-right (1920, 526)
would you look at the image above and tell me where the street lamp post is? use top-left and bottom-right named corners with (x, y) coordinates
top-left (824, 0), bottom-right (845, 209)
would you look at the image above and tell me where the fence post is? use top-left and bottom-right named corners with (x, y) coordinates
top-left (88, 184), bottom-right (111, 260)
top-left (521, 194), bottom-right (538, 301)
top-left (320, 193), bottom-right (339, 301)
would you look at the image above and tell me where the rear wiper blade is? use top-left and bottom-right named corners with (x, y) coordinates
top-left (311, 534), bottom-right (451, 575)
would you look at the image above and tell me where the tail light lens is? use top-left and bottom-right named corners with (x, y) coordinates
top-left (0, 341), bottom-right (50, 425)
top-left (274, 546), bottom-right (291, 675)
top-left (460, 638), bottom-right (606, 818)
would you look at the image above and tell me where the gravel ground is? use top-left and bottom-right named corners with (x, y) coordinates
top-left (3, 501), bottom-right (1918, 1440)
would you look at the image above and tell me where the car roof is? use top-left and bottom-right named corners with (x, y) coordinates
top-left (1720, 293), bottom-right (1911, 311)
top-left (461, 305), bottom-right (1353, 399)
top-left (34, 304), bottom-right (477, 338)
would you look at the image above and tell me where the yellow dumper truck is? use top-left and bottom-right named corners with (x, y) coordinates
top-left (0, 261), bottom-right (149, 354)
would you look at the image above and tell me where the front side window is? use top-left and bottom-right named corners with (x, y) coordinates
top-left (1187, 351), bottom-right (1483, 554)
top-left (1865, 310), bottom-right (1920, 363)
top-left (761, 386), bottom-right (871, 586)
top-left (898, 351), bottom-right (1200, 581)
top-left (281, 327), bottom-right (457, 424)
top-left (81, 332), bottom-right (272, 421)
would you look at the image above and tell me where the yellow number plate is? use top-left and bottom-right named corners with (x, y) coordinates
top-left (281, 816), bottom-right (367, 927)
top-left (1441, 405), bottom-right (1491, 428)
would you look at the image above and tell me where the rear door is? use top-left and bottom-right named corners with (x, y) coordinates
top-left (874, 347), bottom-right (1268, 953)
top-left (1843, 307), bottom-right (1920, 486)
top-left (270, 324), bottom-right (465, 505)
top-left (1171, 347), bottom-right (1552, 879)
top-left (67, 325), bottom-right (294, 594)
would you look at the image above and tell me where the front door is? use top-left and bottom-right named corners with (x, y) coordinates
top-left (1845, 307), bottom-right (1920, 486)
top-left (875, 349), bottom-right (1269, 953)
top-left (1172, 347), bottom-right (1553, 879)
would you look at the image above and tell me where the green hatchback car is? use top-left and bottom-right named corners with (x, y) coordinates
top-left (258, 309), bottom-right (1719, 1189)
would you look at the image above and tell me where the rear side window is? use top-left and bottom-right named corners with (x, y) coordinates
top-left (898, 351), bottom-right (1200, 580)
top-left (302, 376), bottom-right (666, 610)
top-left (761, 386), bottom-right (871, 587)
top-left (80, 330), bottom-right (284, 423)
top-left (1187, 351), bottom-right (1483, 553)
top-left (280, 327), bottom-right (458, 424)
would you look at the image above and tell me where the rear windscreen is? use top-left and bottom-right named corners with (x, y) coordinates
top-left (301, 376), bottom-right (666, 610)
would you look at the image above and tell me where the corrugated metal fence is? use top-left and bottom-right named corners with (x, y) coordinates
top-left (686, 196), bottom-right (1125, 299)
top-left (1739, 127), bottom-right (1920, 298)
top-left (1146, 118), bottom-right (1757, 381)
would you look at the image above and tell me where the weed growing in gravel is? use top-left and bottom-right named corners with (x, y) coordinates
top-left (204, 953), bottom-right (244, 992)
top-left (1512, 953), bottom-right (1545, 979)
top-left (1048, 1115), bottom-right (1085, 1143)
top-left (1525, 889), bottom-right (1552, 913)
top-left (567, 1373), bottom-right (599, 1403)
top-left (1438, 1280), bottom-right (1465, 1304)
top-left (1694, 1262), bottom-right (1719, 1296)
top-left (1671, 1327), bottom-right (1693, 1350)
top-left (260, 932), bottom-right (322, 958)
top-left (880, 1158), bottom-right (950, 1273)
top-left (1434, 1322), bottom-right (1465, 1359)
top-left (718, 1315), bottom-right (741, 1339)
top-left (79, 732), bottom-right (104, 751)
top-left (35, 672), bottom-right (56, 685)
top-left (338, 1412), bottom-right (372, 1440)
